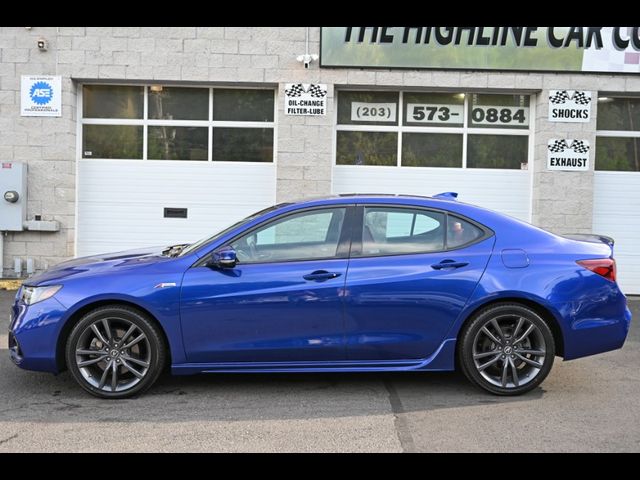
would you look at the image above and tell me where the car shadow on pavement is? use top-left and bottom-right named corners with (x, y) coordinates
top-left (0, 348), bottom-right (546, 424)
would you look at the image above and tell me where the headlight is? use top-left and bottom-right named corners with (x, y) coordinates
top-left (21, 285), bottom-right (63, 305)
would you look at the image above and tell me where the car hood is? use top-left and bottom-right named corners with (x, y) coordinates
top-left (25, 246), bottom-right (170, 285)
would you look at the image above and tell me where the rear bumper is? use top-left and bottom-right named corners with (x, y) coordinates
top-left (562, 303), bottom-right (632, 360)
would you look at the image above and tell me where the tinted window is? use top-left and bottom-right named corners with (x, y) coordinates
top-left (231, 208), bottom-right (346, 263)
top-left (148, 126), bottom-right (208, 160)
top-left (468, 93), bottom-right (530, 130)
top-left (595, 137), bottom-right (640, 172)
top-left (213, 128), bottom-right (273, 162)
top-left (336, 131), bottom-right (397, 166)
top-left (447, 216), bottom-right (484, 248)
top-left (83, 85), bottom-right (143, 119)
top-left (361, 207), bottom-right (445, 256)
top-left (402, 133), bottom-right (463, 167)
top-left (467, 135), bottom-right (528, 169)
top-left (213, 89), bottom-right (274, 122)
top-left (337, 91), bottom-right (399, 126)
top-left (403, 92), bottom-right (464, 127)
top-left (596, 97), bottom-right (640, 131)
top-left (82, 125), bottom-right (143, 159)
top-left (148, 86), bottom-right (209, 120)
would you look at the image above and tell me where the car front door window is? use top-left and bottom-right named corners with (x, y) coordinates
top-left (231, 208), bottom-right (347, 263)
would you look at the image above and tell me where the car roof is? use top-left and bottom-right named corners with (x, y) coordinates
top-left (285, 192), bottom-right (458, 206)
top-left (277, 193), bottom-right (474, 215)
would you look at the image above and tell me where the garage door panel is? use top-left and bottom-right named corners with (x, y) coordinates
top-left (78, 204), bottom-right (257, 241)
top-left (77, 160), bottom-right (276, 257)
top-left (593, 172), bottom-right (640, 294)
top-left (332, 166), bottom-right (531, 222)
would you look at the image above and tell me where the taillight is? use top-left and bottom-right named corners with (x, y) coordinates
top-left (576, 258), bottom-right (616, 282)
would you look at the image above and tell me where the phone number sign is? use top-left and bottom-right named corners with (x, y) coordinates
top-left (351, 102), bottom-right (530, 127)
top-left (470, 106), bottom-right (529, 126)
top-left (351, 102), bottom-right (397, 122)
top-left (406, 104), bottom-right (529, 126)
top-left (406, 104), bottom-right (463, 124)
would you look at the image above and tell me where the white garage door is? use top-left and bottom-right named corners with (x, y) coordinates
top-left (77, 161), bottom-right (276, 257)
top-left (332, 90), bottom-right (533, 223)
top-left (333, 166), bottom-right (530, 222)
top-left (77, 84), bottom-right (277, 257)
top-left (592, 96), bottom-right (640, 295)
top-left (593, 172), bottom-right (640, 295)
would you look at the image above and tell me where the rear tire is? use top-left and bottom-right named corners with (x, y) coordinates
top-left (65, 305), bottom-right (166, 399)
top-left (458, 303), bottom-right (555, 395)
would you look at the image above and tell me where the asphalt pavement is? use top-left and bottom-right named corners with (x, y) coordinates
top-left (0, 288), bottom-right (638, 452)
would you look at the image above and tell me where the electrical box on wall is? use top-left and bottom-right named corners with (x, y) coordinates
top-left (0, 162), bottom-right (27, 231)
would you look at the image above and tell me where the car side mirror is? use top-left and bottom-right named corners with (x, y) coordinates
top-left (209, 247), bottom-right (237, 269)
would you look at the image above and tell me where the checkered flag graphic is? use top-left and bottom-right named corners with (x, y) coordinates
top-left (570, 140), bottom-right (590, 154)
top-left (549, 90), bottom-right (571, 104)
top-left (308, 84), bottom-right (327, 98)
top-left (285, 84), bottom-right (304, 97)
top-left (572, 91), bottom-right (591, 105)
top-left (548, 139), bottom-right (569, 153)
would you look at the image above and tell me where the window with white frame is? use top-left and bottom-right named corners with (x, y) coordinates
top-left (81, 85), bottom-right (275, 162)
top-left (335, 90), bottom-right (531, 169)
top-left (596, 96), bottom-right (640, 172)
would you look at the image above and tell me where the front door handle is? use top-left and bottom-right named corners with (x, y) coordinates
top-left (303, 270), bottom-right (342, 281)
top-left (431, 260), bottom-right (469, 270)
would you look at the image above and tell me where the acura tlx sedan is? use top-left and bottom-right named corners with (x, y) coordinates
top-left (8, 193), bottom-right (632, 399)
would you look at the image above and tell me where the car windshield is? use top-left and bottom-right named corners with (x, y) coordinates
top-left (176, 203), bottom-right (289, 257)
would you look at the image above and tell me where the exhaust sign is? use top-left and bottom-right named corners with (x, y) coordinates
top-left (547, 139), bottom-right (590, 171)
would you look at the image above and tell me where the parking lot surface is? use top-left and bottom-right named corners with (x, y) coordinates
top-left (1, 289), bottom-right (638, 452)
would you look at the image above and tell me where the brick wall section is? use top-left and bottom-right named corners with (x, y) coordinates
top-left (1, 27), bottom-right (76, 275)
top-left (531, 74), bottom-right (639, 235)
top-left (0, 26), bottom-right (639, 275)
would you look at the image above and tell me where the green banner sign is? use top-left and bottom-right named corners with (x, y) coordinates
top-left (320, 27), bottom-right (640, 74)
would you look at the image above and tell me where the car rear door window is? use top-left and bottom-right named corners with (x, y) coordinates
top-left (360, 207), bottom-right (445, 256)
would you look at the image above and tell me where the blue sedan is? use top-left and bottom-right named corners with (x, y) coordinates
top-left (8, 193), bottom-right (632, 398)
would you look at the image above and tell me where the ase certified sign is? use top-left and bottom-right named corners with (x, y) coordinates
top-left (21, 75), bottom-right (62, 117)
top-left (547, 139), bottom-right (590, 171)
top-left (548, 90), bottom-right (592, 123)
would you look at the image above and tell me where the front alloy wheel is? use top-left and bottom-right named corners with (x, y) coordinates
top-left (66, 306), bottom-right (165, 399)
top-left (459, 304), bottom-right (555, 395)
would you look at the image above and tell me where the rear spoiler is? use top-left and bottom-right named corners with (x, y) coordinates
top-left (562, 233), bottom-right (615, 253)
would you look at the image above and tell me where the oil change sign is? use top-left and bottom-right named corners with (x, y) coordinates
top-left (284, 83), bottom-right (327, 116)
top-left (548, 90), bottom-right (592, 123)
top-left (21, 75), bottom-right (62, 117)
top-left (547, 139), bottom-right (590, 171)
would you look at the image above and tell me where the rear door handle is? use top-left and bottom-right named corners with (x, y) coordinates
top-left (303, 270), bottom-right (342, 281)
top-left (431, 260), bottom-right (469, 270)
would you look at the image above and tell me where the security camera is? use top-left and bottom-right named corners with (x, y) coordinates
top-left (296, 54), bottom-right (319, 69)
top-left (37, 38), bottom-right (48, 51)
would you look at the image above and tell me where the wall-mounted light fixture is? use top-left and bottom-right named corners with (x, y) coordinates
top-left (295, 27), bottom-right (319, 69)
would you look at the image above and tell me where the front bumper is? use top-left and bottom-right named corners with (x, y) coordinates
top-left (9, 294), bottom-right (68, 373)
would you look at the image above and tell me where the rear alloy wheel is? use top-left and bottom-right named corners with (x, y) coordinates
top-left (458, 304), bottom-right (555, 395)
top-left (66, 306), bottom-right (165, 399)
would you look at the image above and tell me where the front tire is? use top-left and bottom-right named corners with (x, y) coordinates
top-left (458, 303), bottom-right (555, 396)
top-left (65, 306), bottom-right (166, 399)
